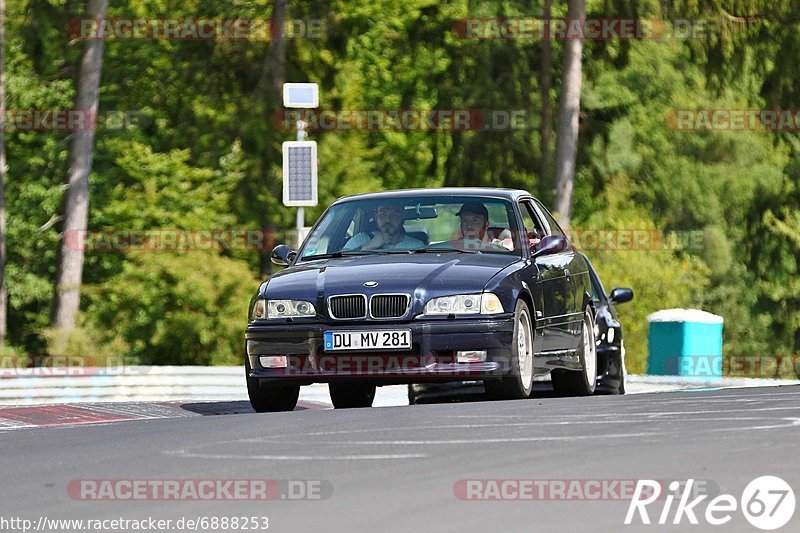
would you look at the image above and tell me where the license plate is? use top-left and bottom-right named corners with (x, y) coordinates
top-left (324, 330), bottom-right (412, 351)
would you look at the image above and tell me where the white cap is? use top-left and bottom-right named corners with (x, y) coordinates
top-left (647, 308), bottom-right (723, 324)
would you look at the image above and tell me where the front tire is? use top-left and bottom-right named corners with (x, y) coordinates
top-left (618, 340), bottom-right (627, 395)
top-left (408, 384), bottom-right (422, 405)
top-left (485, 300), bottom-right (534, 400)
top-left (552, 307), bottom-right (597, 396)
top-left (245, 358), bottom-right (300, 412)
top-left (329, 382), bottom-right (376, 408)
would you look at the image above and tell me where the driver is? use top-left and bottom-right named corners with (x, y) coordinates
top-left (344, 204), bottom-right (424, 251)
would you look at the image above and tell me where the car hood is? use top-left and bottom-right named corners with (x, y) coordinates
top-left (263, 253), bottom-right (518, 301)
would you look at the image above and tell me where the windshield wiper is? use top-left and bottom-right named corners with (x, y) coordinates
top-left (303, 247), bottom-right (482, 259)
top-left (374, 249), bottom-right (426, 255)
top-left (410, 247), bottom-right (480, 254)
top-left (301, 250), bottom-right (374, 260)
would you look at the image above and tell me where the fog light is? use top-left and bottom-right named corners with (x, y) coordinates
top-left (260, 356), bottom-right (288, 368)
top-left (457, 350), bottom-right (487, 363)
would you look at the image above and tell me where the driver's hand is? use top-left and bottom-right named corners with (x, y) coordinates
top-left (491, 238), bottom-right (515, 251)
top-left (363, 232), bottom-right (389, 250)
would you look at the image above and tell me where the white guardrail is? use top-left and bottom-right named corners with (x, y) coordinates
top-left (1, 366), bottom-right (798, 406)
top-left (0, 366), bottom-right (249, 405)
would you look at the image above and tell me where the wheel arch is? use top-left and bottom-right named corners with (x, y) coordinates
top-left (517, 283), bottom-right (537, 331)
top-left (582, 291), bottom-right (595, 317)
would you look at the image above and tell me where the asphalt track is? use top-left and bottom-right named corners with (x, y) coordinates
top-left (1, 385), bottom-right (799, 532)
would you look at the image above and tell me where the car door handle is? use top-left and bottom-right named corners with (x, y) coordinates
top-left (564, 268), bottom-right (571, 277)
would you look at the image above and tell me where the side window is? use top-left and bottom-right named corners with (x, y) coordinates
top-left (519, 201), bottom-right (545, 248)
top-left (346, 209), bottom-right (363, 238)
top-left (533, 200), bottom-right (567, 239)
top-left (589, 270), bottom-right (601, 301)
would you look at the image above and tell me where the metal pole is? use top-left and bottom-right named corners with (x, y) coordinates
top-left (296, 206), bottom-right (304, 247)
top-left (295, 120), bottom-right (307, 248)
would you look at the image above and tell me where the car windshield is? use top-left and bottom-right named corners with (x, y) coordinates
top-left (299, 196), bottom-right (523, 260)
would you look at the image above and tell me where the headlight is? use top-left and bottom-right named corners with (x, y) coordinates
top-left (423, 293), bottom-right (505, 315)
top-left (266, 299), bottom-right (316, 318)
top-left (253, 298), bottom-right (316, 319)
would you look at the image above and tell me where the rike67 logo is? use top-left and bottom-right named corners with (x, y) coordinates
top-left (626, 476), bottom-right (795, 530)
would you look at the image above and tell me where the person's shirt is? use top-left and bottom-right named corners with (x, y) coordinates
top-left (451, 228), bottom-right (515, 251)
top-left (490, 228), bottom-right (514, 251)
top-left (343, 232), bottom-right (424, 250)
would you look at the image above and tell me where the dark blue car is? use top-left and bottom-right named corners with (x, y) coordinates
top-left (407, 251), bottom-right (634, 403)
top-left (245, 188), bottom-right (598, 411)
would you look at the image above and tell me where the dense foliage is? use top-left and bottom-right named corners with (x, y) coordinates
top-left (4, 0), bottom-right (799, 372)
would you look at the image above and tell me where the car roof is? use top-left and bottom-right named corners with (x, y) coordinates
top-left (332, 187), bottom-right (535, 204)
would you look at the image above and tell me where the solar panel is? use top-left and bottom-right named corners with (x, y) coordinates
top-left (282, 141), bottom-right (318, 206)
top-left (283, 83), bottom-right (319, 108)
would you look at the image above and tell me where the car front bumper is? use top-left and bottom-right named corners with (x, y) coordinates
top-left (245, 315), bottom-right (516, 385)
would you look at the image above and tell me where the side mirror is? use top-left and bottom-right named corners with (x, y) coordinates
top-left (609, 287), bottom-right (634, 304)
top-left (271, 244), bottom-right (297, 266)
top-left (532, 234), bottom-right (568, 257)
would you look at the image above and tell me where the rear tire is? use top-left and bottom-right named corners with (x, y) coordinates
top-left (552, 307), bottom-right (597, 397)
top-left (485, 300), bottom-right (534, 400)
top-left (245, 358), bottom-right (300, 412)
top-left (329, 382), bottom-right (376, 408)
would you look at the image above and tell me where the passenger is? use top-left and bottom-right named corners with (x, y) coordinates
top-left (456, 202), bottom-right (514, 250)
